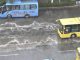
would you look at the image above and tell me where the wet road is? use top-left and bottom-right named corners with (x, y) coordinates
top-left (0, 45), bottom-right (76, 60)
top-left (0, 7), bottom-right (80, 60)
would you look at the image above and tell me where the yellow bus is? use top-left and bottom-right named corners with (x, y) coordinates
top-left (76, 47), bottom-right (80, 60)
top-left (57, 17), bottom-right (80, 38)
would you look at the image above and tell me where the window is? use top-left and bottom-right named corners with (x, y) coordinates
top-left (20, 5), bottom-right (24, 10)
top-left (25, 5), bottom-right (30, 10)
top-left (6, 5), bottom-right (20, 10)
top-left (6, 5), bottom-right (12, 10)
top-left (71, 25), bottom-right (78, 32)
top-left (12, 6), bottom-right (15, 10)
top-left (30, 4), bottom-right (37, 10)
top-left (78, 24), bottom-right (80, 31)
top-left (64, 25), bottom-right (71, 33)
top-left (65, 25), bottom-right (80, 32)
top-left (20, 5), bottom-right (30, 10)
top-left (15, 5), bottom-right (20, 10)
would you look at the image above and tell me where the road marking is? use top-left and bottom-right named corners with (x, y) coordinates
top-left (58, 50), bottom-right (75, 53)
top-left (0, 54), bottom-right (19, 57)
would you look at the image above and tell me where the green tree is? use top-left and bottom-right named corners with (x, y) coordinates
top-left (0, 0), bottom-right (6, 6)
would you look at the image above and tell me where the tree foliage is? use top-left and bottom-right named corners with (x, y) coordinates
top-left (0, 0), bottom-right (6, 6)
top-left (39, 0), bottom-right (76, 7)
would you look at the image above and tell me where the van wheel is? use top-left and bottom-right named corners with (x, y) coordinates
top-left (71, 34), bottom-right (76, 38)
top-left (7, 14), bottom-right (12, 18)
top-left (25, 14), bottom-right (30, 18)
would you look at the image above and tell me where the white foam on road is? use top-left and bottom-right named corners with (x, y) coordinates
top-left (0, 39), bottom-right (20, 47)
top-left (0, 35), bottom-right (58, 52)
top-left (46, 36), bottom-right (58, 45)
top-left (0, 21), bottom-right (58, 52)
top-left (0, 21), bottom-right (58, 32)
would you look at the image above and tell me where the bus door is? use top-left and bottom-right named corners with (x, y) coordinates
top-left (0, 7), bottom-right (2, 14)
top-left (0, 6), bottom-right (5, 14)
top-left (61, 25), bottom-right (72, 38)
top-left (63, 25), bottom-right (71, 34)
top-left (1, 6), bottom-right (6, 14)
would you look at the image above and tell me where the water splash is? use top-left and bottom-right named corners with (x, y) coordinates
top-left (0, 21), bottom-right (58, 52)
top-left (0, 39), bottom-right (20, 47)
top-left (0, 21), bottom-right (57, 32)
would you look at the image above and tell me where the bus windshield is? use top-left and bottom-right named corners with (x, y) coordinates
top-left (57, 20), bottom-right (63, 31)
top-left (0, 6), bottom-right (6, 14)
top-left (58, 22), bottom-right (63, 33)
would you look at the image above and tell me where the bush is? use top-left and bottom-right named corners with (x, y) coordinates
top-left (0, 0), bottom-right (5, 6)
top-left (39, 0), bottom-right (76, 7)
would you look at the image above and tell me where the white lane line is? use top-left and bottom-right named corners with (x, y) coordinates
top-left (0, 54), bottom-right (19, 56)
top-left (58, 50), bottom-right (75, 53)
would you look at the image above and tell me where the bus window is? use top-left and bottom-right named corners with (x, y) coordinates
top-left (25, 5), bottom-right (30, 10)
top-left (6, 5), bottom-right (12, 11)
top-left (78, 24), bottom-right (80, 32)
top-left (30, 4), bottom-right (37, 10)
top-left (12, 6), bottom-right (15, 10)
top-left (64, 25), bottom-right (71, 33)
top-left (71, 25), bottom-right (78, 32)
top-left (20, 5), bottom-right (24, 10)
top-left (15, 5), bottom-right (20, 10)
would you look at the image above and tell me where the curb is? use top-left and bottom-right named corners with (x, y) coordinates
top-left (39, 5), bottom-right (79, 10)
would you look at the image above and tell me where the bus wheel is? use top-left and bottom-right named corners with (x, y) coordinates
top-left (25, 14), bottom-right (30, 18)
top-left (7, 14), bottom-right (12, 18)
top-left (71, 34), bottom-right (76, 38)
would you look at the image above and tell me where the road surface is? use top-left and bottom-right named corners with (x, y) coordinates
top-left (0, 7), bottom-right (80, 60)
